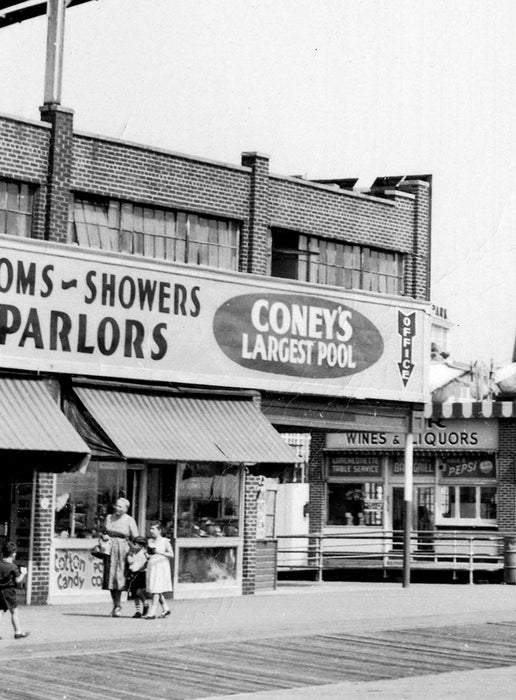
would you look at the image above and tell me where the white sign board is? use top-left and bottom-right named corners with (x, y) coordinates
top-left (0, 238), bottom-right (429, 401)
top-left (326, 419), bottom-right (499, 451)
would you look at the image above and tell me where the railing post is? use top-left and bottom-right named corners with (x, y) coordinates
top-left (468, 536), bottom-right (474, 584)
top-left (317, 535), bottom-right (323, 583)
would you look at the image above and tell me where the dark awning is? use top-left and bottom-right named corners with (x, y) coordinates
top-left (0, 378), bottom-right (90, 471)
top-left (72, 387), bottom-right (297, 464)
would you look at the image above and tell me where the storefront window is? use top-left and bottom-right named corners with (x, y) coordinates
top-left (146, 465), bottom-right (176, 538)
top-left (178, 547), bottom-right (237, 583)
top-left (459, 486), bottom-right (476, 519)
top-left (327, 482), bottom-right (383, 526)
top-left (480, 487), bottom-right (497, 519)
top-left (54, 462), bottom-right (128, 538)
top-left (176, 464), bottom-right (240, 537)
top-left (440, 485), bottom-right (497, 523)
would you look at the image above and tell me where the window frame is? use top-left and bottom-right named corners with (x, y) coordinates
top-left (270, 228), bottom-right (405, 295)
top-left (0, 177), bottom-right (34, 238)
top-left (326, 480), bottom-right (384, 527)
top-left (71, 195), bottom-right (240, 271)
top-left (437, 483), bottom-right (497, 526)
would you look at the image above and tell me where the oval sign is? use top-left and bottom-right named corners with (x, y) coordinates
top-left (213, 293), bottom-right (384, 378)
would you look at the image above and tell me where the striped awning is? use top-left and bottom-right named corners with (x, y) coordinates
top-left (425, 401), bottom-right (516, 420)
top-left (0, 378), bottom-right (90, 470)
top-left (73, 387), bottom-right (297, 464)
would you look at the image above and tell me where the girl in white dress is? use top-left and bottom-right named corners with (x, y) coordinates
top-left (145, 522), bottom-right (174, 619)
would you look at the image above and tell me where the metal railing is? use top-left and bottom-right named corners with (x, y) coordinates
top-left (276, 530), bottom-right (505, 585)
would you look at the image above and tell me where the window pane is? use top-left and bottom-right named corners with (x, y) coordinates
top-left (153, 208), bottom-right (166, 259)
top-left (6, 182), bottom-right (18, 210)
top-left (327, 482), bottom-right (383, 526)
top-left (178, 547), bottom-right (237, 583)
top-left (480, 487), bottom-right (497, 520)
top-left (459, 486), bottom-right (476, 518)
top-left (177, 464), bottom-right (240, 537)
top-left (0, 179), bottom-right (33, 238)
top-left (0, 180), bottom-right (6, 209)
top-left (72, 196), bottom-right (239, 269)
top-left (54, 462), bottom-right (127, 539)
top-left (440, 486), bottom-right (453, 518)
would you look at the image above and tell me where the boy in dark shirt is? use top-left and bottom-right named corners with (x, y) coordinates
top-left (0, 541), bottom-right (29, 639)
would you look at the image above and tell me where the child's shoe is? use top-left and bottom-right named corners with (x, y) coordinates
top-left (15, 631), bottom-right (30, 639)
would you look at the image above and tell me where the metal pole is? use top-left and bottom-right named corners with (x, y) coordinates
top-left (403, 431), bottom-right (414, 588)
top-left (44, 0), bottom-right (67, 105)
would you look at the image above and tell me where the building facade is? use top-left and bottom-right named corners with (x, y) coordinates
top-left (0, 106), bottom-right (431, 603)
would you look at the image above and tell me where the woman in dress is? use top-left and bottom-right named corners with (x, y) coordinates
top-left (103, 497), bottom-right (138, 617)
top-left (145, 521), bottom-right (174, 619)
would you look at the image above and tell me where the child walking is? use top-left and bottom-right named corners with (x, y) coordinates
top-left (0, 541), bottom-right (29, 639)
top-left (144, 522), bottom-right (174, 619)
top-left (126, 536), bottom-right (149, 618)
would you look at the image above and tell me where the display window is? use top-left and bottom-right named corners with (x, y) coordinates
top-left (146, 465), bottom-right (176, 537)
top-left (436, 454), bottom-right (497, 526)
top-left (327, 482), bottom-right (384, 526)
top-left (176, 463), bottom-right (241, 538)
top-left (54, 461), bottom-right (131, 539)
top-left (178, 547), bottom-right (237, 583)
top-left (439, 485), bottom-right (497, 525)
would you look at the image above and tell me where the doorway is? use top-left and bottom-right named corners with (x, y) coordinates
top-left (391, 485), bottom-right (435, 550)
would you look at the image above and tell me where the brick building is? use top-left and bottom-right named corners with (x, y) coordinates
top-left (0, 105), bottom-right (432, 604)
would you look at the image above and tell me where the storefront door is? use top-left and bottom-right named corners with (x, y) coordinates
top-left (0, 468), bottom-right (33, 604)
top-left (391, 485), bottom-right (435, 550)
top-left (392, 487), bottom-right (404, 549)
top-left (415, 486), bottom-right (435, 551)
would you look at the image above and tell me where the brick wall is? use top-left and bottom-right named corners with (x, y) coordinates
top-left (241, 152), bottom-right (270, 274)
top-left (498, 419), bottom-right (516, 531)
top-left (242, 471), bottom-right (265, 595)
top-left (308, 431), bottom-right (326, 534)
top-left (72, 134), bottom-right (250, 220)
top-left (30, 471), bottom-right (55, 605)
top-left (0, 115), bottom-right (49, 240)
top-left (40, 106), bottom-right (74, 243)
top-left (0, 112), bottom-right (431, 301)
top-left (400, 180), bottom-right (432, 300)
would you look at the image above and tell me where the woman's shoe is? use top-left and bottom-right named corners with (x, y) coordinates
top-left (159, 610), bottom-right (171, 618)
top-left (111, 606), bottom-right (122, 617)
top-left (144, 614), bottom-right (156, 619)
top-left (142, 605), bottom-right (150, 617)
top-left (14, 631), bottom-right (30, 639)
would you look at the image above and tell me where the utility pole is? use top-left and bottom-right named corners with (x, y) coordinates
top-left (43, 0), bottom-right (67, 105)
top-left (402, 429), bottom-right (414, 587)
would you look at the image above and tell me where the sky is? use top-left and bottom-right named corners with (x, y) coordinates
top-left (0, 0), bottom-right (515, 365)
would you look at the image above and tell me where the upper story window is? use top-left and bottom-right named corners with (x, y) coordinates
top-left (0, 178), bottom-right (34, 237)
top-left (271, 229), bottom-right (404, 295)
top-left (71, 197), bottom-right (240, 271)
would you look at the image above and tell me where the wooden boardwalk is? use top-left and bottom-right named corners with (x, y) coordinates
top-left (3, 620), bottom-right (516, 699)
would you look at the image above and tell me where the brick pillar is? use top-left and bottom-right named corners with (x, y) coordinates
top-left (39, 104), bottom-right (74, 243)
top-left (498, 419), bottom-right (516, 531)
top-left (241, 152), bottom-right (270, 275)
top-left (242, 471), bottom-right (265, 595)
top-left (400, 178), bottom-right (432, 301)
top-left (308, 430), bottom-right (326, 534)
top-left (30, 471), bottom-right (55, 605)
